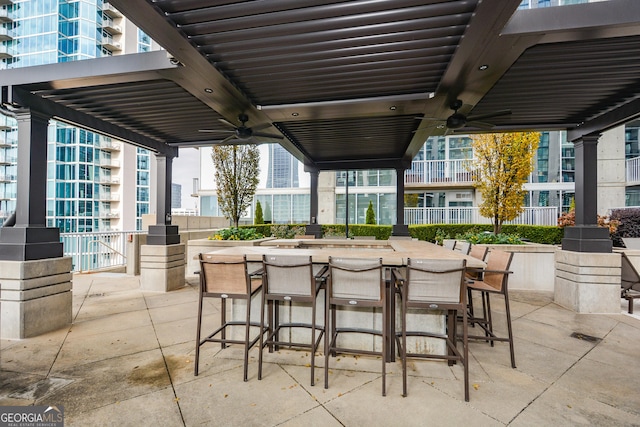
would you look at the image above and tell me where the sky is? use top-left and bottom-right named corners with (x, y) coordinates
top-left (172, 147), bottom-right (200, 210)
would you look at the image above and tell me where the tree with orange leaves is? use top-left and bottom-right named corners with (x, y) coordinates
top-left (472, 132), bottom-right (540, 234)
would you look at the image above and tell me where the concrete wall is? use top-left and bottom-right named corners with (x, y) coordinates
top-left (126, 229), bottom-right (220, 275)
top-left (142, 214), bottom-right (229, 231)
top-left (598, 127), bottom-right (626, 215)
top-left (469, 243), bottom-right (558, 293)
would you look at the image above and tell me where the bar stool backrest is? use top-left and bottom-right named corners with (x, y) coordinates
top-left (200, 254), bottom-right (250, 295)
top-left (329, 257), bottom-right (383, 301)
top-left (483, 250), bottom-right (514, 292)
top-left (263, 255), bottom-right (314, 296)
top-left (406, 258), bottom-right (466, 303)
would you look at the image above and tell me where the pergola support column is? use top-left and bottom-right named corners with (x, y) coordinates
top-left (561, 134), bottom-right (612, 253)
top-left (555, 133), bottom-right (617, 313)
top-left (305, 168), bottom-right (322, 237)
top-left (140, 153), bottom-right (184, 292)
top-left (392, 167), bottom-right (410, 237)
top-left (0, 109), bottom-right (63, 260)
top-left (0, 109), bottom-right (71, 338)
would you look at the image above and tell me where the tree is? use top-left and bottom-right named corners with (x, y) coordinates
top-left (472, 132), bottom-right (540, 234)
top-left (254, 200), bottom-right (264, 224)
top-left (366, 200), bottom-right (376, 224)
top-left (211, 145), bottom-right (260, 227)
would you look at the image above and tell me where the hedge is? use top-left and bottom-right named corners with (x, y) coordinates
top-left (239, 223), bottom-right (564, 245)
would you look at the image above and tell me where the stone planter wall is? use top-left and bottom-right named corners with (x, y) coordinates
top-left (186, 237), bottom-right (275, 277)
top-left (469, 243), bottom-right (558, 293)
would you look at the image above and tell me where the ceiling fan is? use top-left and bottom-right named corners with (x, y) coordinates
top-left (418, 99), bottom-right (511, 132)
top-left (199, 113), bottom-right (284, 144)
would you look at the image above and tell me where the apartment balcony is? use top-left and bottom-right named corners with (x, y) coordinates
top-left (404, 206), bottom-right (559, 226)
top-left (0, 26), bottom-right (12, 41)
top-left (0, 174), bottom-right (16, 182)
top-left (98, 193), bottom-right (120, 202)
top-left (627, 156), bottom-right (640, 186)
top-left (102, 18), bottom-right (122, 35)
top-left (404, 159), bottom-right (476, 188)
top-left (98, 175), bottom-right (120, 185)
top-left (0, 7), bottom-right (11, 23)
top-left (0, 43), bottom-right (16, 59)
top-left (0, 155), bottom-right (16, 165)
top-left (98, 158), bottom-right (120, 169)
top-left (0, 114), bottom-right (12, 131)
top-left (100, 35), bottom-right (122, 52)
top-left (102, 3), bottom-right (123, 19)
top-left (99, 139), bottom-right (121, 152)
top-left (99, 211), bottom-right (120, 219)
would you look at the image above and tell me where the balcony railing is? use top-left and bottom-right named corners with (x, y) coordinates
top-left (627, 156), bottom-right (640, 185)
top-left (404, 206), bottom-right (559, 226)
top-left (61, 230), bottom-right (143, 272)
top-left (405, 159), bottom-right (475, 185)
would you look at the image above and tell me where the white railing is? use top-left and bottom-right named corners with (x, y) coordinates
top-left (626, 156), bottom-right (640, 184)
top-left (61, 230), bottom-right (143, 272)
top-left (405, 159), bottom-right (475, 184)
top-left (404, 206), bottom-right (559, 226)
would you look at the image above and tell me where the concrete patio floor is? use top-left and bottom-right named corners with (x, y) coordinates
top-left (1, 272), bottom-right (640, 426)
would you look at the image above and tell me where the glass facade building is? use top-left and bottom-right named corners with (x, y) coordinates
top-left (0, 1), bottom-right (153, 231)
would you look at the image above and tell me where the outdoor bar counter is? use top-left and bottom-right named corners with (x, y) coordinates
top-left (206, 239), bottom-right (485, 360)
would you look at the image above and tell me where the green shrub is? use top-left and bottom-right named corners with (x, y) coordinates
top-left (348, 224), bottom-right (392, 240)
top-left (366, 200), bottom-right (376, 224)
top-left (270, 224), bottom-right (307, 238)
top-left (240, 224), bottom-right (272, 236)
top-left (408, 224), bottom-right (563, 245)
top-left (456, 231), bottom-right (524, 244)
top-left (254, 201), bottom-right (264, 225)
top-left (209, 227), bottom-right (264, 240)
top-left (236, 223), bottom-right (564, 245)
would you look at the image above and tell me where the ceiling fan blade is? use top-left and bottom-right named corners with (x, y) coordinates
top-left (218, 118), bottom-right (237, 128)
top-left (220, 135), bottom-right (238, 143)
top-left (465, 120), bottom-right (495, 130)
top-left (412, 124), bottom-right (444, 133)
top-left (252, 132), bottom-right (284, 139)
top-left (198, 129), bottom-right (234, 133)
top-left (467, 109), bottom-right (511, 122)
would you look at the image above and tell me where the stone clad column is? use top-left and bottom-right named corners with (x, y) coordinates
top-left (555, 133), bottom-right (618, 313)
top-left (140, 152), bottom-right (185, 292)
top-left (0, 109), bottom-right (71, 338)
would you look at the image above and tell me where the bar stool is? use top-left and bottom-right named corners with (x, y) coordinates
top-left (394, 258), bottom-right (469, 400)
top-left (324, 257), bottom-right (387, 396)
top-left (195, 253), bottom-right (267, 381)
top-left (258, 254), bottom-right (325, 386)
top-left (467, 249), bottom-right (516, 368)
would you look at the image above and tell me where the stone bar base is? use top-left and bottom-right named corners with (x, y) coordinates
top-left (140, 244), bottom-right (186, 292)
top-left (554, 250), bottom-right (620, 313)
top-left (0, 257), bottom-right (72, 339)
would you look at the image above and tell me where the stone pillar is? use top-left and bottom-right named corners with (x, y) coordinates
top-left (140, 244), bottom-right (185, 292)
top-left (305, 167), bottom-right (322, 237)
top-left (561, 134), bottom-right (612, 253)
top-left (392, 167), bottom-right (410, 236)
top-left (0, 257), bottom-right (73, 339)
top-left (555, 250), bottom-right (620, 313)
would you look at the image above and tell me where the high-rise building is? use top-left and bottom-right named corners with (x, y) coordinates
top-left (0, 1), bottom-right (161, 231)
top-left (171, 183), bottom-right (181, 209)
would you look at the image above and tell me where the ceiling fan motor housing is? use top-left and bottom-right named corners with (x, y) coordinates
top-left (446, 113), bottom-right (467, 129)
